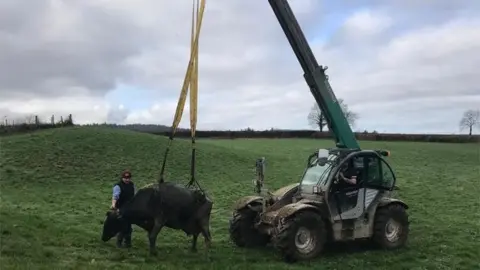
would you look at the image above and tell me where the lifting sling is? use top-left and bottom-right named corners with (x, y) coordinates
top-left (158, 0), bottom-right (206, 193)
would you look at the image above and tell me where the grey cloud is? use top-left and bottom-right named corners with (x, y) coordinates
top-left (0, 0), bottom-right (408, 99)
top-left (106, 106), bottom-right (130, 124)
top-left (0, 0), bottom-right (159, 100)
top-left (0, 108), bottom-right (29, 124)
top-left (1, 0), bottom-right (479, 133)
top-left (123, 0), bottom-right (324, 96)
top-left (312, 14), bottom-right (480, 109)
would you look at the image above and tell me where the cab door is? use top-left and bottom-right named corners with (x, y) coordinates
top-left (362, 153), bottom-right (396, 211)
top-left (329, 151), bottom-right (397, 221)
top-left (363, 154), bottom-right (396, 190)
top-left (329, 154), bottom-right (367, 221)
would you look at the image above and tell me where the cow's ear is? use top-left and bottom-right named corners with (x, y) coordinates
top-left (115, 209), bottom-right (123, 219)
top-left (106, 209), bottom-right (116, 217)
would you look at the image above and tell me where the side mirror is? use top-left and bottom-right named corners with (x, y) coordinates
top-left (317, 149), bottom-right (329, 159)
top-left (317, 149), bottom-right (329, 166)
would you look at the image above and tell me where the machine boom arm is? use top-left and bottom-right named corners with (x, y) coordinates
top-left (268, 0), bottom-right (360, 149)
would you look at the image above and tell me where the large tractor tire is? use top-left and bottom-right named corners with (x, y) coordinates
top-left (272, 211), bottom-right (327, 263)
top-left (372, 203), bottom-right (409, 249)
top-left (229, 208), bottom-right (270, 248)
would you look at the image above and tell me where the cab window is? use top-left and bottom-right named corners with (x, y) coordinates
top-left (365, 156), bottom-right (381, 186)
top-left (364, 156), bottom-right (395, 190)
top-left (380, 159), bottom-right (395, 189)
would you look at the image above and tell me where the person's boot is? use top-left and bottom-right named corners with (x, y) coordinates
top-left (124, 234), bottom-right (132, 248)
top-left (116, 234), bottom-right (124, 248)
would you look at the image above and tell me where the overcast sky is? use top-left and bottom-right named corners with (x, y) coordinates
top-left (0, 0), bottom-right (479, 134)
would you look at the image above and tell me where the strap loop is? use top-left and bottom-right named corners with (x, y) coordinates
top-left (159, 0), bottom-right (206, 194)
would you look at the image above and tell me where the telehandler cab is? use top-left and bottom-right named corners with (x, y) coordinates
top-left (228, 0), bottom-right (409, 262)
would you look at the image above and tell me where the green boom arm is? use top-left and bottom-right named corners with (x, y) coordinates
top-left (268, 0), bottom-right (360, 149)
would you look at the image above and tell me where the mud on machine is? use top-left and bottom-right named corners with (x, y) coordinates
top-left (228, 0), bottom-right (410, 263)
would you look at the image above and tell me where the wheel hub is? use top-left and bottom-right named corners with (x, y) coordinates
top-left (295, 227), bottom-right (316, 254)
top-left (385, 219), bottom-right (401, 242)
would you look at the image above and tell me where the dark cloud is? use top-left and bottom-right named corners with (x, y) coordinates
top-left (0, 0), bottom-right (157, 99)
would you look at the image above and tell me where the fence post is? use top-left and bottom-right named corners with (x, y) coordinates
top-left (51, 115), bottom-right (54, 125)
top-left (68, 114), bottom-right (72, 124)
top-left (35, 115), bottom-right (39, 126)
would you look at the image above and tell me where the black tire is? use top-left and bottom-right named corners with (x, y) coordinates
top-left (373, 204), bottom-right (409, 249)
top-left (272, 211), bottom-right (326, 263)
top-left (229, 208), bottom-right (270, 248)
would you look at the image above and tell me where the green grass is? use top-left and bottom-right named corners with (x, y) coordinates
top-left (1, 127), bottom-right (479, 270)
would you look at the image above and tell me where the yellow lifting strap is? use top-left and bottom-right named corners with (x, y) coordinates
top-left (187, 0), bottom-right (200, 189)
top-left (159, 0), bottom-right (205, 190)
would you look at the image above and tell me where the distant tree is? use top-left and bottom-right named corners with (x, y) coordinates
top-left (459, 109), bottom-right (480, 135)
top-left (24, 115), bottom-right (36, 125)
top-left (307, 98), bottom-right (358, 132)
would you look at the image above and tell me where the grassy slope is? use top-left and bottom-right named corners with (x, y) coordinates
top-left (0, 127), bottom-right (479, 270)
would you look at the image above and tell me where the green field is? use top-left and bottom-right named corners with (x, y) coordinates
top-left (1, 127), bottom-right (479, 270)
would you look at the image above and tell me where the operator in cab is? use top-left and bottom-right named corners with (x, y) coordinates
top-left (339, 161), bottom-right (357, 185)
top-left (111, 169), bottom-right (136, 248)
top-left (334, 159), bottom-right (361, 212)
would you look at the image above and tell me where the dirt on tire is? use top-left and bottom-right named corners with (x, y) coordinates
top-left (229, 208), bottom-right (270, 248)
top-left (272, 211), bottom-right (327, 262)
top-left (373, 203), bottom-right (409, 249)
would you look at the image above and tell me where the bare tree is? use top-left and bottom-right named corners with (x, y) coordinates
top-left (459, 109), bottom-right (480, 135)
top-left (308, 98), bottom-right (358, 132)
top-left (24, 114), bottom-right (36, 125)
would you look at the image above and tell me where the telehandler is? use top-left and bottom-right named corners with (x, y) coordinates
top-left (229, 0), bottom-right (409, 262)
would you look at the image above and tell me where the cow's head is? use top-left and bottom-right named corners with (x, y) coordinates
top-left (101, 208), bottom-right (126, 242)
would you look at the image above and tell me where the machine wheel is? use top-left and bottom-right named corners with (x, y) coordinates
top-left (272, 211), bottom-right (326, 263)
top-left (372, 204), bottom-right (409, 249)
top-left (229, 208), bottom-right (269, 248)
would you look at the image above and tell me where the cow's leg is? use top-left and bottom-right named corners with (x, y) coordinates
top-left (190, 233), bottom-right (199, 252)
top-left (199, 219), bottom-right (213, 262)
top-left (197, 201), bottom-right (213, 250)
top-left (148, 217), bottom-right (165, 256)
top-left (116, 233), bottom-right (124, 248)
top-left (200, 219), bottom-right (212, 250)
top-left (200, 228), bottom-right (212, 250)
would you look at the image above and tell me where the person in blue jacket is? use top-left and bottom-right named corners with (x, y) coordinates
top-left (111, 170), bottom-right (135, 248)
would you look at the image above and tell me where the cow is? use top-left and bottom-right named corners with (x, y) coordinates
top-left (101, 181), bottom-right (213, 256)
